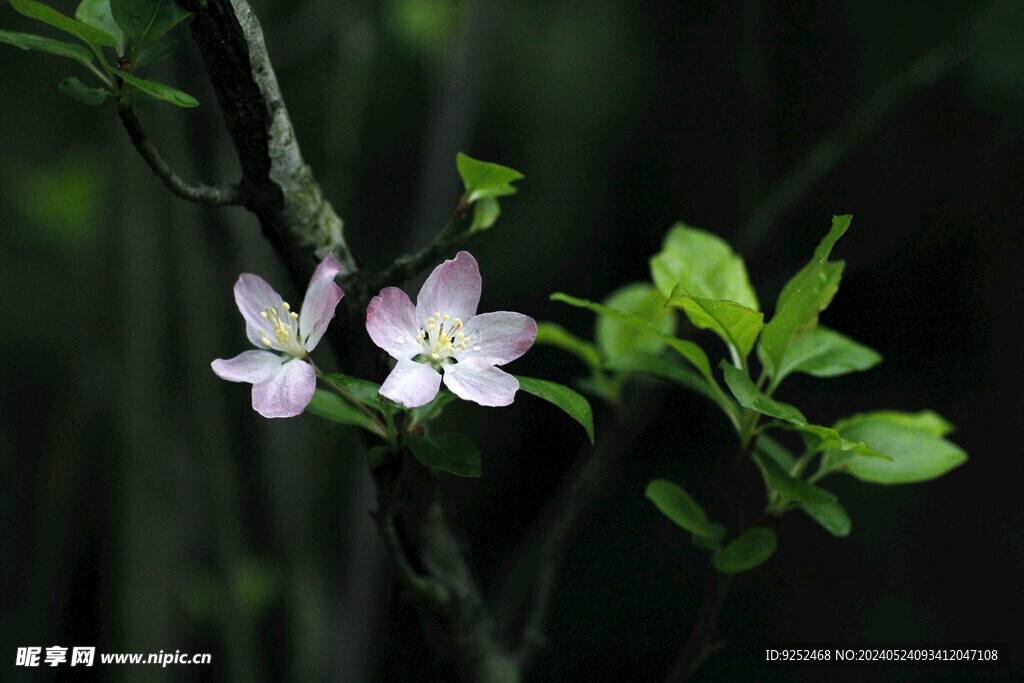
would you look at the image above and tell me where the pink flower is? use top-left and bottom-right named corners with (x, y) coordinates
top-left (366, 251), bottom-right (537, 408)
top-left (212, 254), bottom-right (344, 418)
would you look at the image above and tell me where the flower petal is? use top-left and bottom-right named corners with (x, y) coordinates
top-left (415, 251), bottom-right (481, 323)
top-left (379, 359), bottom-right (442, 408)
top-left (299, 253), bottom-right (344, 350)
top-left (442, 357), bottom-right (519, 407)
top-left (251, 357), bottom-right (317, 418)
top-left (234, 273), bottom-right (286, 348)
top-left (366, 287), bottom-right (421, 360)
top-left (212, 349), bottom-right (286, 383)
top-left (455, 311), bottom-right (537, 365)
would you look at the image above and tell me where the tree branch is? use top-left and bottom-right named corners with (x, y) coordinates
top-left (665, 571), bottom-right (732, 682)
top-left (117, 105), bottom-right (244, 206)
top-left (734, 41), bottom-right (966, 256)
top-left (175, 3), bottom-right (517, 678)
top-left (178, 0), bottom-right (357, 279)
top-left (372, 452), bottom-right (519, 682)
top-left (351, 201), bottom-right (473, 305)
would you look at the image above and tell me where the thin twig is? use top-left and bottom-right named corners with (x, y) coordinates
top-left (502, 383), bottom-right (662, 666)
top-left (352, 201), bottom-right (473, 302)
top-left (666, 571), bottom-right (733, 682)
top-left (734, 41), bottom-right (966, 256)
top-left (117, 105), bottom-right (244, 207)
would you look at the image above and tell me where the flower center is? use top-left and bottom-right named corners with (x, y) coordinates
top-left (258, 301), bottom-right (304, 354)
top-left (417, 312), bottom-right (470, 365)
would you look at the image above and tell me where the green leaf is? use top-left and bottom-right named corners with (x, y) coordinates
top-left (650, 222), bottom-right (759, 308)
top-left (456, 152), bottom-right (524, 203)
top-left (535, 321), bottom-right (602, 370)
top-left (801, 498), bottom-right (851, 537)
top-left (753, 434), bottom-right (797, 471)
top-left (408, 389), bottom-right (457, 426)
top-left (306, 389), bottom-right (381, 434)
top-left (552, 292), bottom-right (713, 383)
top-left (667, 285), bottom-right (764, 360)
top-left (713, 527), bottom-right (777, 574)
top-left (470, 196), bottom-right (500, 231)
top-left (720, 361), bottom-right (806, 425)
top-left (323, 373), bottom-right (383, 406)
top-left (406, 432), bottom-right (481, 477)
top-left (133, 36), bottom-right (177, 68)
top-left (753, 450), bottom-right (836, 505)
top-left (110, 0), bottom-right (190, 54)
top-left (821, 410), bottom-right (967, 484)
top-left (58, 76), bottom-right (110, 104)
top-left (364, 445), bottom-right (388, 468)
top-left (0, 29), bottom-right (96, 68)
top-left (113, 68), bottom-right (197, 106)
top-left (759, 215), bottom-right (851, 378)
top-left (75, 0), bottom-right (124, 52)
top-left (605, 351), bottom-right (719, 405)
top-left (769, 326), bottom-right (882, 385)
top-left (596, 282), bottom-right (677, 358)
top-left (645, 479), bottom-right (723, 541)
top-left (774, 422), bottom-right (889, 460)
top-left (9, 0), bottom-right (117, 48)
top-left (515, 376), bottom-right (594, 443)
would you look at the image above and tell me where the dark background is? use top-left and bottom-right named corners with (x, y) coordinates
top-left (1, 0), bottom-right (1021, 680)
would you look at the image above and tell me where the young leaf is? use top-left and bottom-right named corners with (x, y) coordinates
top-left (551, 293), bottom-right (713, 382)
top-left (113, 68), bottom-right (197, 106)
top-left (58, 76), bottom-right (110, 104)
top-left (75, 0), bottom-right (124, 52)
top-left (769, 326), bottom-right (882, 386)
top-left (306, 389), bottom-right (381, 434)
top-left (406, 432), bottom-right (481, 477)
top-left (759, 215), bottom-right (851, 378)
top-left (667, 285), bottom-right (764, 360)
top-left (110, 0), bottom-right (190, 55)
top-left (720, 362), bottom-right (806, 425)
top-left (801, 498), bottom-right (852, 537)
top-left (650, 222), bottom-right (759, 308)
top-left (9, 0), bottom-right (117, 49)
top-left (713, 527), bottom-right (777, 574)
top-left (596, 282), bottom-right (677, 358)
top-left (535, 321), bottom-right (602, 370)
top-left (645, 479), bottom-right (722, 540)
top-left (821, 410), bottom-right (967, 484)
top-left (753, 450), bottom-right (836, 505)
top-left (456, 152), bottom-right (524, 203)
top-left (0, 29), bottom-right (95, 68)
top-left (471, 196), bottom-right (501, 231)
top-left (774, 422), bottom-right (888, 460)
top-left (515, 376), bottom-right (594, 443)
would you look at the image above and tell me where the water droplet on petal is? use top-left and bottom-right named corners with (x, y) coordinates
top-left (472, 345), bottom-right (481, 351)
top-left (396, 336), bottom-right (406, 344)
